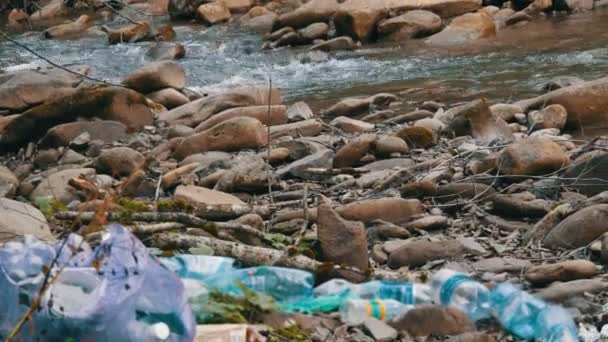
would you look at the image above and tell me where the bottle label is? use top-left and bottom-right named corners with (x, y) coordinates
top-left (380, 284), bottom-right (414, 304)
top-left (440, 274), bottom-right (473, 306)
top-left (365, 300), bottom-right (386, 320)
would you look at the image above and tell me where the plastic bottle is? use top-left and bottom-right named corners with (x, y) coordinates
top-left (490, 282), bottom-right (548, 340)
top-left (431, 269), bottom-right (492, 321)
top-left (129, 321), bottom-right (171, 341)
top-left (340, 299), bottom-right (413, 325)
top-left (203, 266), bottom-right (314, 304)
top-left (314, 279), bottom-right (432, 304)
top-left (536, 305), bottom-right (579, 342)
top-left (160, 255), bottom-right (235, 281)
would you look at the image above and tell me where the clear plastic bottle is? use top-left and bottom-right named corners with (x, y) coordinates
top-left (129, 321), bottom-right (171, 341)
top-left (431, 269), bottom-right (492, 321)
top-left (340, 299), bottom-right (413, 325)
top-left (159, 255), bottom-right (235, 281)
top-left (203, 266), bottom-right (314, 303)
top-left (314, 279), bottom-right (432, 304)
top-left (490, 282), bottom-right (548, 340)
top-left (536, 305), bottom-right (579, 342)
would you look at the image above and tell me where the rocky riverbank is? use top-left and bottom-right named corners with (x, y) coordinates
top-left (2, 0), bottom-right (608, 341)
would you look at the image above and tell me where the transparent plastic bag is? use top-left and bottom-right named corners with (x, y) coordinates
top-left (0, 224), bottom-right (195, 342)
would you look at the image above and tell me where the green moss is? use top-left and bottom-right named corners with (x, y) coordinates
top-left (270, 323), bottom-right (310, 341)
top-left (115, 197), bottom-right (150, 212)
top-left (157, 198), bottom-right (194, 213)
top-left (35, 197), bottom-right (67, 221)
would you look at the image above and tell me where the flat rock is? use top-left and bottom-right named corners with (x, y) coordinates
top-left (310, 36), bottom-right (360, 52)
top-left (0, 198), bottom-right (55, 242)
top-left (287, 101), bottom-right (314, 122)
top-left (147, 88), bottom-right (190, 109)
top-left (363, 319), bottom-right (398, 342)
top-left (374, 136), bottom-right (409, 156)
top-left (197, 2), bottom-right (231, 25)
top-left (562, 151), bottom-right (608, 196)
top-left (330, 116), bottom-right (374, 133)
top-left (31, 168), bottom-right (96, 204)
top-left (40, 121), bottom-right (128, 148)
top-left (472, 257), bottom-right (531, 273)
top-left (537, 279), bottom-right (608, 302)
top-left (270, 119), bottom-right (323, 139)
top-left (361, 158), bottom-right (414, 171)
top-left (525, 260), bottom-right (599, 286)
top-left (426, 12), bottom-right (495, 47)
top-left (174, 185), bottom-right (246, 206)
top-left (195, 105), bottom-right (287, 132)
top-left (337, 198), bottom-right (423, 224)
top-left (276, 149), bottom-right (334, 180)
top-left (387, 239), bottom-right (467, 268)
top-left (378, 10), bottom-right (442, 41)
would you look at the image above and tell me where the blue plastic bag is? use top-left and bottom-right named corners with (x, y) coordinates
top-left (0, 224), bottom-right (195, 341)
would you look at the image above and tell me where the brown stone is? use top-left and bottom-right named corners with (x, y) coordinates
top-left (537, 279), bottom-right (608, 302)
top-left (497, 137), bottom-right (569, 176)
top-left (147, 88), bottom-right (190, 109)
top-left (175, 185), bottom-right (246, 206)
top-left (0, 86), bottom-right (154, 151)
top-left (146, 42), bottom-right (187, 61)
top-left (561, 151), bottom-right (608, 196)
top-left (123, 61), bottom-right (186, 94)
top-left (334, 134), bottom-right (377, 168)
top-left (310, 36), bottom-right (360, 51)
top-left (317, 197), bottom-right (369, 272)
top-left (525, 260), bottom-right (599, 286)
top-left (298, 22), bottom-right (330, 42)
top-left (221, 0), bottom-right (251, 13)
top-left (375, 136), bottom-right (409, 156)
top-left (465, 98), bottom-right (514, 144)
top-left (269, 119), bottom-right (323, 139)
top-left (94, 147), bottom-right (145, 177)
top-left (388, 239), bottom-right (467, 268)
top-left (322, 93), bottom-right (397, 118)
top-left (395, 126), bottom-right (437, 148)
top-left (278, 0), bottom-right (339, 29)
top-left (197, 2), bottom-right (231, 25)
top-left (378, 10), bottom-right (442, 41)
top-left (106, 22), bottom-right (152, 45)
top-left (435, 182), bottom-right (496, 202)
top-left (0, 165), bottom-right (19, 198)
top-left (39, 120), bottom-right (129, 148)
top-left (173, 117), bottom-right (268, 159)
top-left (544, 204), bottom-right (608, 249)
top-left (195, 105), bottom-right (287, 132)
top-left (528, 104), bottom-right (568, 131)
top-left (330, 116), bottom-right (374, 133)
top-left (31, 168), bottom-right (96, 204)
top-left (391, 305), bottom-right (474, 337)
top-left (491, 193), bottom-right (551, 218)
top-left (426, 12), bottom-right (495, 46)
top-left (337, 198), bottom-right (423, 224)
top-left (401, 180), bottom-right (438, 198)
top-left (44, 15), bottom-right (93, 39)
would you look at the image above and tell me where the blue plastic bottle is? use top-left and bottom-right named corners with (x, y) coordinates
top-left (490, 282), bottom-right (549, 340)
top-left (203, 266), bottom-right (314, 304)
top-left (314, 279), bottom-right (432, 304)
top-left (431, 269), bottom-right (492, 321)
top-left (536, 305), bottom-right (579, 342)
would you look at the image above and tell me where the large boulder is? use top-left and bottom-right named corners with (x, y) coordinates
top-left (426, 12), bottom-right (496, 46)
top-left (278, 0), bottom-right (339, 29)
top-left (30, 168), bottom-right (96, 204)
top-left (123, 61), bottom-right (186, 94)
top-left (0, 86), bottom-right (155, 151)
top-left (0, 198), bottom-right (55, 242)
top-left (0, 65), bottom-right (89, 113)
top-left (39, 121), bottom-right (129, 148)
top-left (94, 147), bottom-right (145, 177)
top-left (544, 204), bottom-right (608, 249)
top-left (43, 15), bottom-right (94, 39)
top-left (194, 105), bottom-right (288, 132)
top-left (173, 117), bottom-right (268, 159)
top-left (497, 137), bottom-right (569, 176)
top-left (377, 10), bottom-right (442, 41)
top-left (317, 198), bottom-right (369, 272)
top-left (336, 198), bottom-right (423, 224)
top-left (514, 77), bottom-right (608, 135)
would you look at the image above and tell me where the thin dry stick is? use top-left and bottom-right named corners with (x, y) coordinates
top-left (266, 76), bottom-right (274, 205)
top-left (0, 31), bottom-right (123, 87)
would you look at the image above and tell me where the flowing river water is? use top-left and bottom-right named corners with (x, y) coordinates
top-left (2, 8), bottom-right (608, 111)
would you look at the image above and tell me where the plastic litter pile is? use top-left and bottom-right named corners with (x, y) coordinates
top-left (0, 227), bottom-right (581, 341)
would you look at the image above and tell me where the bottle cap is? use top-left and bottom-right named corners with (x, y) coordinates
top-left (152, 322), bottom-right (170, 340)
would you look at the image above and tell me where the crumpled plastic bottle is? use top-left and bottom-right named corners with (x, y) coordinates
top-left (490, 282), bottom-right (548, 340)
top-left (0, 224), bottom-right (195, 342)
top-left (535, 305), bottom-right (579, 342)
top-left (203, 266), bottom-right (314, 304)
top-left (431, 268), bottom-right (492, 322)
top-left (314, 278), bottom-right (432, 304)
top-left (160, 255), bottom-right (235, 298)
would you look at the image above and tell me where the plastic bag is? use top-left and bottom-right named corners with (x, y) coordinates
top-left (0, 224), bottom-right (195, 341)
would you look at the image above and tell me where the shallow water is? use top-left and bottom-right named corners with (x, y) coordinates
top-left (2, 9), bottom-right (608, 110)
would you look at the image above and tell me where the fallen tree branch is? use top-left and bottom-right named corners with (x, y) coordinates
top-left (149, 232), bottom-right (427, 282)
top-left (55, 211), bottom-right (265, 239)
